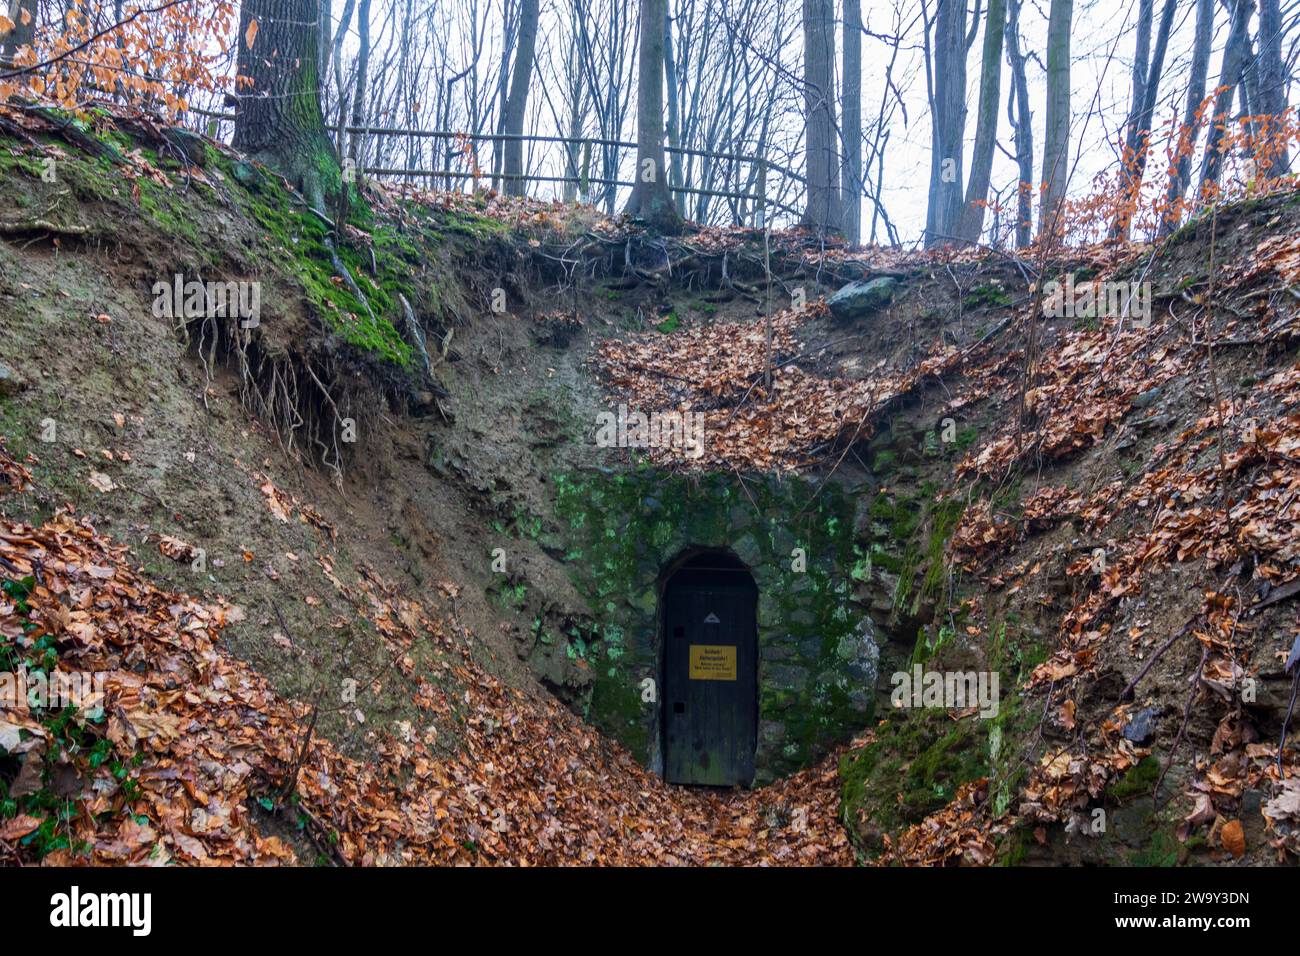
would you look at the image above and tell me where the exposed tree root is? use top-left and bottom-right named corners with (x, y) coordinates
top-left (178, 305), bottom-right (375, 486)
top-left (0, 218), bottom-right (87, 235)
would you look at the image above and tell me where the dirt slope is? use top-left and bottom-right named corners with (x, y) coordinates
top-left (3, 108), bottom-right (1300, 866)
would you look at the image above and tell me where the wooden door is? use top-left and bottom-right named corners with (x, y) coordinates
top-left (662, 567), bottom-right (757, 786)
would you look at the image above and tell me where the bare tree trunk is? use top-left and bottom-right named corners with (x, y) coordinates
top-left (1038, 0), bottom-right (1073, 239)
top-left (1130, 0), bottom-right (1155, 134)
top-left (1199, 0), bottom-right (1255, 195)
top-left (1006, 0), bottom-right (1033, 247)
top-left (1116, 0), bottom-right (1153, 234)
top-left (1112, 0), bottom-right (1177, 239)
top-left (234, 0), bottom-right (339, 210)
top-left (801, 0), bottom-right (842, 234)
top-left (1258, 0), bottom-right (1289, 173)
top-left (318, 0), bottom-right (332, 82)
top-left (664, 8), bottom-right (686, 215)
top-left (925, 0), bottom-right (970, 246)
top-left (330, 0), bottom-right (357, 157)
top-left (346, 0), bottom-right (372, 167)
top-left (502, 0), bottom-right (539, 195)
top-left (492, 0), bottom-right (518, 186)
top-left (625, 0), bottom-right (682, 232)
top-left (1241, 33), bottom-right (1262, 142)
top-left (841, 0), bottom-right (862, 244)
top-left (957, 0), bottom-right (1005, 243)
top-left (1, 0), bottom-right (38, 68)
top-left (563, 20), bottom-right (584, 203)
top-left (1161, 0), bottom-right (1213, 234)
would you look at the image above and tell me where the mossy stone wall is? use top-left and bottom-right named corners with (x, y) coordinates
top-left (551, 469), bottom-right (878, 783)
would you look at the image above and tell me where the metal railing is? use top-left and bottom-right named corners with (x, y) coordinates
top-left (190, 108), bottom-right (804, 225)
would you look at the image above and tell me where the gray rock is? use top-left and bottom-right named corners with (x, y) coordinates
top-left (0, 362), bottom-right (27, 398)
top-left (797, 634), bottom-right (824, 659)
top-left (828, 277), bottom-right (898, 323)
top-left (1122, 706), bottom-right (1160, 744)
top-left (231, 160), bottom-right (262, 188)
top-left (765, 664), bottom-right (810, 692)
top-left (760, 642), bottom-right (794, 662)
top-left (730, 532), bottom-right (763, 567)
top-left (838, 616), bottom-right (881, 692)
top-left (1132, 386), bottom-right (1162, 408)
top-left (771, 526), bottom-right (797, 559)
top-left (163, 127), bottom-right (210, 167)
top-left (627, 588), bottom-right (657, 615)
top-left (758, 720), bottom-right (787, 745)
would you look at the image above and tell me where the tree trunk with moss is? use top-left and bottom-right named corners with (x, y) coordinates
top-left (1159, 0), bottom-right (1212, 236)
top-left (502, 0), bottom-right (539, 196)
top-left (840, 0), bottom-right (862, 244)
top-left (802, 0), bottom-right (842, 235)
top-left (1199, 0), bottom-right (1255, 195)
top-left (624, 0), bottom-right (682, 234)
top-left (1038, 0), bottom-right (1072, 239)
top-left (1258, 0), bottom-right (1289, 174)
top-left (957, 0), bottom-right (1005, 244)
top-left (234, 0), bottom-right (340, 212)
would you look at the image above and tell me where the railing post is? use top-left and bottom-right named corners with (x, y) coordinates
top-left (581, 141), bottom-right (592, 204)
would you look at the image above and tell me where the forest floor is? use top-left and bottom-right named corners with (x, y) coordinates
top-left (2, 105), bottom-right (1299, 865)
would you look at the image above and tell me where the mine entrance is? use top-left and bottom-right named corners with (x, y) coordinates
top-left (661, 552), bottom-right (758, 787)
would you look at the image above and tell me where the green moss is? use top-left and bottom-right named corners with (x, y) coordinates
top-left (0, 148), bottom-right (50, 181)
top-left (552, 469), bottom-right (864, 771)
top-left (952, 425), bottom-right (979, 452)
top-left (487, 578), bottom-right (528, 612)
top-left (839, 612), bottom-right (1041, 860)
top-left (226, 168), bottom-right (414, 365)
top-left (656, 312), bottom-right (680, 334)
top-left (133, 175), bottom-right (203, 248)
top-left (963, 283), bottom-right (1012, 309)
top-left (884, 493), bottom-right (962, 623)
top-left (996, 829), bottom-right (1030, 866)
top-left (1107, 755), bottom-right (1160, 800)
top-left (1164, 217), bottom-right (1199, 247)
top-left (871, 449), bottom-right (897, 475)
top-left (839, 711), bottom-right (989, 855)
top-left (442, 208), bottom-right (511, 239)
top-left (917, 498), bottom-right (963, 609)
top-left (1127, 822), bottom-right (1180, 866)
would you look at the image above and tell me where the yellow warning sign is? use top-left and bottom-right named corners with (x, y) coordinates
top-left (689, 645), bottom-right (736, 681)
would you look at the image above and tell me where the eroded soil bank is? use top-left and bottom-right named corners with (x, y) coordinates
top-left (2, 108), bottom-right (1300, 865)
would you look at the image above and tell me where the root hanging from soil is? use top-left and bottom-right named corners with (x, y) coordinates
top-left (177, 303), bottom-right (383, 484)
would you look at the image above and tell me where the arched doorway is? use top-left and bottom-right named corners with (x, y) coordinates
top-left (660, 551), bottom-right (757, 786)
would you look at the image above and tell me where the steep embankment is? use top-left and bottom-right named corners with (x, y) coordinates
top-left (572, 191), bottom-right (1300, 865)
top-left (2, 107), bottom-right (1300, 866)
top-left (0, 107), bottom-right (857, 864)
